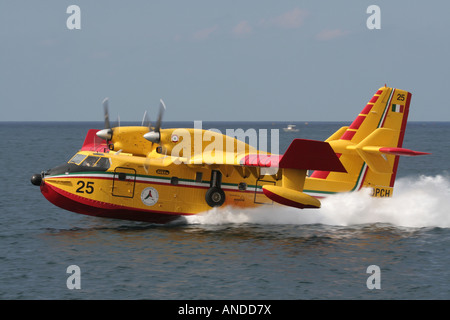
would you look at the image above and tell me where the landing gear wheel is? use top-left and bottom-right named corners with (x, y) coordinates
top-left (205, 187), bottom-right (226, 207)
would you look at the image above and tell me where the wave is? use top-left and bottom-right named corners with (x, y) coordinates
top-left (185, 175), bottom-right (450, 228)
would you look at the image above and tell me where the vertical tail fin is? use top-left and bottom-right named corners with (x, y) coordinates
top-left (308, 86), bottom-right (429, 197)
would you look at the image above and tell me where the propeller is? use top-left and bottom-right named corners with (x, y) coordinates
top-left (96, 98), bottom-right (113, 140)
top-left (144, 99), bottom-right (166, 144)
top-left (141, 110), bottom-right (150, 127)
top-left (142, 99), bottom-right (166, 170)
top-left (103, 97), bottom-right (110, 129)
top-left (155, 99), bottom-right (166, 133)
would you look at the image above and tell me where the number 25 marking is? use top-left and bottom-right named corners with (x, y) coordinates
top-left (397, 93), bottom-right (405, 101)
top-left (76, 181), bottom-right (94, 194)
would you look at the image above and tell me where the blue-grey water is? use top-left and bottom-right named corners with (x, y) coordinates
top-left (0, 121), bottom-right (449, 300)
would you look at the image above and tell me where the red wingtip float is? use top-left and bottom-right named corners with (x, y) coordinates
top-left (31, 86), bottom-right (430, 223)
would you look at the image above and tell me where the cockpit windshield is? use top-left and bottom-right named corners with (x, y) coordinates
top-left (69, 154), bottom-right (87, 165)
top-left (68, 154), bottom-right (110, 170)
top-left (82, 156), bottom-right (100, 167)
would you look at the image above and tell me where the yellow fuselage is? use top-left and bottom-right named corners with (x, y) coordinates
top-left (41, 148), bottom-right (282, 223)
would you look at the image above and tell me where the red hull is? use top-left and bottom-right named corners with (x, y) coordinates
top-left (40, 182), bottom-right (184, 224)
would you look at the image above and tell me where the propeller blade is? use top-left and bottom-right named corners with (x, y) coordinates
top-left (102, 98), bottom-right (111, 129)
top-left (116, 114), bottom-right (120, 128)
top-left (142, 110), bottom-right (152, 128)
top-left (97, 97), bottom-right (113, 140)
top-left (155, 99), bottom-right (166, 133)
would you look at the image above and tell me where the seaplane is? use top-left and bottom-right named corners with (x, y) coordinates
top-left (30, 86), bottom-right (430, 223)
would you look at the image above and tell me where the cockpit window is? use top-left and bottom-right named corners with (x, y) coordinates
top-left (68, 154), bottom-right (110, 170)
top-left (81, 156), bottom-right (100, 167)
top-left (95, 157), bottom-right (110, 169)
top-left (69, 154), bottom-right (87, 165)
top-left (80, 156), bottom-right (110, 170)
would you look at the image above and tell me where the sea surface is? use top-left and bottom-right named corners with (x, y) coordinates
top-left (0, 121), bottom-right (449, 300)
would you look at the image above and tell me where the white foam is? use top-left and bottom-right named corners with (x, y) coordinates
top-left (185, 175), bottom-right (450, 228)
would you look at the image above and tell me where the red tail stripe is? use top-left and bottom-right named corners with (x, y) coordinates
top-left (349, 115), bottom-right (366, 130)
top-left (340, 130), bottom-right (356, 141)
top-left (369, 95), bottom-right (379, 103)
top-left (361, 103), bottom-right (374, 114)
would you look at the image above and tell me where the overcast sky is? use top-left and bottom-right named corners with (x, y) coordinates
top-left (1, 0), bottom-right (449, 122)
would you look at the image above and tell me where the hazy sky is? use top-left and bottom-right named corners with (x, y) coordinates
top-left (1, 1), bottom-right (449, 122)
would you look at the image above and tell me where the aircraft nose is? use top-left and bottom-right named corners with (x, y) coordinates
top-left (31, 173), bottom-right (43, 186)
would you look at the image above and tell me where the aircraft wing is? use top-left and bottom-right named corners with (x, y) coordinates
top-left (186, 138), bottom-right (346, 173)
top-left (187, 151), bottom-right (279, 167)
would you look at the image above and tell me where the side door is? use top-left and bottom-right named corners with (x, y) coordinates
top-left (112, 167), bottom-right (136, 198)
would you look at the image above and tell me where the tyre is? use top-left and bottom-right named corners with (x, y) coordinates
top-left (205, 187), bottom-right (226, 207)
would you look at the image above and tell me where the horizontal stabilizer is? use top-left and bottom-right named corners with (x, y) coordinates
top-left (379, 147), bottom-right (431, 156)
top-left (344, 128), bottom-right (431, 174)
